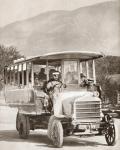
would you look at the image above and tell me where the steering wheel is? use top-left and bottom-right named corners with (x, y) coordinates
top-left (80, 79), bottom-right (89, 87)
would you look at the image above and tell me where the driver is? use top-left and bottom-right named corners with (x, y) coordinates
top-left (45, 70), bottom-right (62, 94)
top-left (43, 70), bottom-right (62, 112)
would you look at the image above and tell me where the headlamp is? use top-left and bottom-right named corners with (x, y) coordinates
top-left (93, 91), bottom-right (99, 97)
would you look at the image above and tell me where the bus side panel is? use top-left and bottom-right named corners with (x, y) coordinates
top-left (5, 87), bottom-right (34, 104)
top-left (4, 86), bottom-right (46, 114)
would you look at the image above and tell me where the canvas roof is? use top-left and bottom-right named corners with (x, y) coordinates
top-left (14, 51), bottom-right (104, 64)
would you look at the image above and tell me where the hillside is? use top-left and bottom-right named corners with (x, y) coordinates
top-left (0, 1), bottom-right (120, 56)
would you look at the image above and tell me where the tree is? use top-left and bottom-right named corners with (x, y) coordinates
top-left (96, 56), bottom-right (120, 104)
top-left (0, 45), bottom-right (22, 76)
top-left (101, 77), bottom-right (118, 105)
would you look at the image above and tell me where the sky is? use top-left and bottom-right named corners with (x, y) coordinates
top-left (0, 0), bottom-right (116, 27)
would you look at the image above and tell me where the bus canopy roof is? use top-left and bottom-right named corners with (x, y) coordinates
top-left (14, 51), bottom-right (104, 64)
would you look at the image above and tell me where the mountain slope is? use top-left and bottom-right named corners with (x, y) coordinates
top-left (0, 1), bottom-right (120, 56)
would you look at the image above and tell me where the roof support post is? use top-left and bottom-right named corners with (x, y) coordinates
top-left (9, 70), bottom-right (12, 84)
top-left (18, 69), bottom-right (20, 86)
top-left (26, 63), bottom-right (29, 86)
top-left (5, 70), bottom-right (8, 85)
top-left (86, 61), bottom-right (89, 79)
top-left (31, 62), bottom-right (34, 86)
top-left (61, 60), bottom-right (64, 83)
top-left (13, 69), bottom-right (15, 84)
top-left (78, 60), bottom-right (80, 84)
top-left (22, 64), bottom-right (24, 86)
top-left (93, 60), bottom-right (96, 84)
top-left (46, 60), bottom-right (49, 81)
top-left (80, 62), bottom-right (83, 73)
top-left (15, 73), bottom-right (17, 85)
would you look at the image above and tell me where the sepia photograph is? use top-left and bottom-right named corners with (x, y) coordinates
top-left (0, 0), bottom-right (120, 149)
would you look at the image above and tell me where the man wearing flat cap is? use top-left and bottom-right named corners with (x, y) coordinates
top-left (80, 73), bottom-right (88, 87)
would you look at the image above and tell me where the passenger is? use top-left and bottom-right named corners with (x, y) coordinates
top-left (34, 77), bottom-right (39, 85)
top-left (65, 71), bottom-right (78, 84)
top-left (65, 71), bottom-right (72, 84)
top-left (95, 84), bottom-right (102, 99)
top-left (80, 73), bottom-right (88, 87)
top-left (38, 68), bottom-right (46, 80)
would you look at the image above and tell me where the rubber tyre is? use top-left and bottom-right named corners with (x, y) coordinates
top-left (51, 119), bottom-right (63, 148)
top-left (105, 122), bottom-right (118, 146)
top-left (16, 112), bottom-right (19, 131)
top-left (18, 114), bottom-right (30, 139)
top-left (47, 115), bottom-right (56, 139)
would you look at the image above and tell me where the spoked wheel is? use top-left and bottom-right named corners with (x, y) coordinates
top-left (105, 123), bottom-right (118, 146)
top-left (51, 119), bottom-right (63, 148)
top-left (17, 114), bottom-right (30, 139)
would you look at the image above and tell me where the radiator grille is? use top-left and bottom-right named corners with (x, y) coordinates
top-left (74, 101), bottom-right (101, 121)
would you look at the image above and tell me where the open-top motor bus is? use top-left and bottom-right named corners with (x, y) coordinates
top-left (4, 51), bottom-right (118, 147)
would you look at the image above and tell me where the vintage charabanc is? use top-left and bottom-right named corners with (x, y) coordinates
top-left (4, 51), bottom-right (118, 147)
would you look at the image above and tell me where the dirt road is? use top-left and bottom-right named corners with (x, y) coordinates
top-left (0, 105), bottom-right (120, 150)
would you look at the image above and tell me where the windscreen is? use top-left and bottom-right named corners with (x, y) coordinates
top-left (64, 60), bottom-right (78, 84)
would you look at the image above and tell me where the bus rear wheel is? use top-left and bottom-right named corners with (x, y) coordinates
top-left (17, 114), bottom-right (30, 139)
top-left (16, 112), bottom-right (19, 131)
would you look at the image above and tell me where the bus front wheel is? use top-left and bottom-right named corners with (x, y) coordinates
top-left (51, 119), bottom-right (63, 148)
